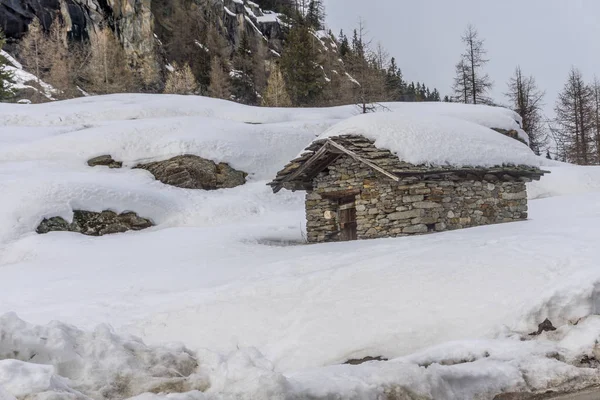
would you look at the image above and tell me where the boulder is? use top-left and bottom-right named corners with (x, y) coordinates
top-left (87, 155), bottom-right (123, 169)
top-left (492, 128), bottom-right (527, 145)
top-left (529, 318), bottom-right (557, 336)
top-left (344, 356), bottom-right (388, 365)
top-left (135, 155), bottom-right (247, 190)
top-left (36, 210), bottom-right (153, 236)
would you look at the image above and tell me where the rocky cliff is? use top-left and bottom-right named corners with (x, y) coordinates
top-left (0, 0), bottom-right (286, 84)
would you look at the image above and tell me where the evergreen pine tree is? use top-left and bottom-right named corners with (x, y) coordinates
top-left (280, 21), bottom-right (324, 106)
top-left (338, 30), bottom-right (350, 58)
top-left (385, 57), bottom-right (403, 101)
top-left (0, 30), bottom-right (15, 101)
top-left (231, 32), bottom-right (257, 104)
top-left (306, 0), bottom-right (325, 30)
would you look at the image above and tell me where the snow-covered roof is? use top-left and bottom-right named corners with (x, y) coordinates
top-left (318, 111), bottom-right (540, 168)
top-left (270, 110), bottom-right (544, 193)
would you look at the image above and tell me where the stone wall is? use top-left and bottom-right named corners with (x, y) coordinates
top-left (305, 156), bottom-right (529, 243)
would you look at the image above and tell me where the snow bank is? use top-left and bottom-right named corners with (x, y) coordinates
top-left (0, 313), bottom-right (207, 399)
top-left (3, 314), bottom-right (600, 400)
top-left (528, 163), bottom-right (600, 199)
top-left (319, 111), bottom-right (540, 167)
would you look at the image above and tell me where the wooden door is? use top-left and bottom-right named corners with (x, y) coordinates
top-left (338, 197), bottom-right (357, 241)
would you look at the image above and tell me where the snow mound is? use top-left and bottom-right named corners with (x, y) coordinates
top-left (384, 101), bottom-right (529, 143)
top-left (0, 313), bottom-right (207, 399)
top-left (4, 313), bottom-right (600, 400)
top-left (318, 111), bottom-right (540, 167)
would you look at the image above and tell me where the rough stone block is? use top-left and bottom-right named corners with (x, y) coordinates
top-left (413, 201), bottom-right (442, 209)
top-left (403, 224), bottom-right (428, 234)
top-left (389, 209), bottom-right (424, 220)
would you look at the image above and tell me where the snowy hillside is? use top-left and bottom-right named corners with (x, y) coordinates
top-left (0, 50), bottom-right (58, 102)
top-left (2, 95), bottom-right (600, 399)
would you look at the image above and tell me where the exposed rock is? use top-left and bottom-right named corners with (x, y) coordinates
top-left (2, 0), bottom-right (158, 81)
top-left (87, 155), bottom-right (123, 169)
top-left (2, 0), bottom-right (285, 87)
top-left (529, 318), bottom-right (557, 336)
top-left (135, 155), bottom-right (247, 190)
top-left (37, 210), bottom-right (153, 236)
top-left (492, 128), bottom-right (528, 145)
top-left (344, 356), bottom-right (388, 365)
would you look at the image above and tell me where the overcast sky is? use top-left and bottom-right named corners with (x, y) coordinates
top-left (325, 0), bottom-right (600, 117)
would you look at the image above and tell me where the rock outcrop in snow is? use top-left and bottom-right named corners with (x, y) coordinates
top-left (135, 155), bottom-right (247, 190)
top-left (87, 155), bottom-right (124, 169)
top-left (36, 210), bottom-right (153, 236)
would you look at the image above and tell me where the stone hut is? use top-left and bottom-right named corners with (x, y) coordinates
top-left (268, 132), bottom-right (546, 243)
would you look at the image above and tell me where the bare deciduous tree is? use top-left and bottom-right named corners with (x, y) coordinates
top-left (453, 25), bottom-right (492, 104)
top-left (591, 77), bottom-right (600, 164)
top-left (347, 19), bottom-right (388, 113)
top-left (505, 66), bottom-right (547, 154)
top-left (85, 27), bottom-right (134, 94)
top-left (555, 67), bottom-right (595, 165)
top-left (262, 64), bottom-right (292, 107)
top-left (164, 62), bottom-right (197, 95)
top-left (18, 18), bottom-right (47, 101)
top-left (208, 57), bottom-right (231, 99)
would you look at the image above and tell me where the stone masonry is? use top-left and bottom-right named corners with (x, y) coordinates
top-left (305, 156), bottom-right (528, 243)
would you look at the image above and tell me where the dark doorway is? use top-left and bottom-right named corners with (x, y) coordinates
top-left (338, 196), bottom-right (357, 241)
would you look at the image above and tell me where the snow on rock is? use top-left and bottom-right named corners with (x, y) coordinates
top-left (1, 50), bottom-right (58, 101)
top-left (318, 111), bottom-right (540, 167)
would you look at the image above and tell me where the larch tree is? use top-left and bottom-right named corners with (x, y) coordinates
top-left (453, 25), bottom-right (492, 104)
top-left (86, 27), bottom-right (133, 94)
top-left (0, 29), bottom-right (15, 101)
top-left (18, 17), bottom-right (48, 101)
top-left (345, 19), bottom-right (387, 113)
top-left (208, 57), bottom-right (231, 99)
top-left (45, 17), bottom-right (74, 97)
top-left (164, 62), bottom-right (197, 94)
top-left (592, 77), bottom-right (600, 164)
top-left (555, 67), bottom-right (595, 165)
top-left (505, 66), bottom-right (546, 154)
top-left (452, 59), bottom-right (471, 103)
top-left (262, 64), bottom-right (292, 107)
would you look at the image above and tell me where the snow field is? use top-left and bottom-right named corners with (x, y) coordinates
top-left (1, 94), bottom-right (600, 399)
